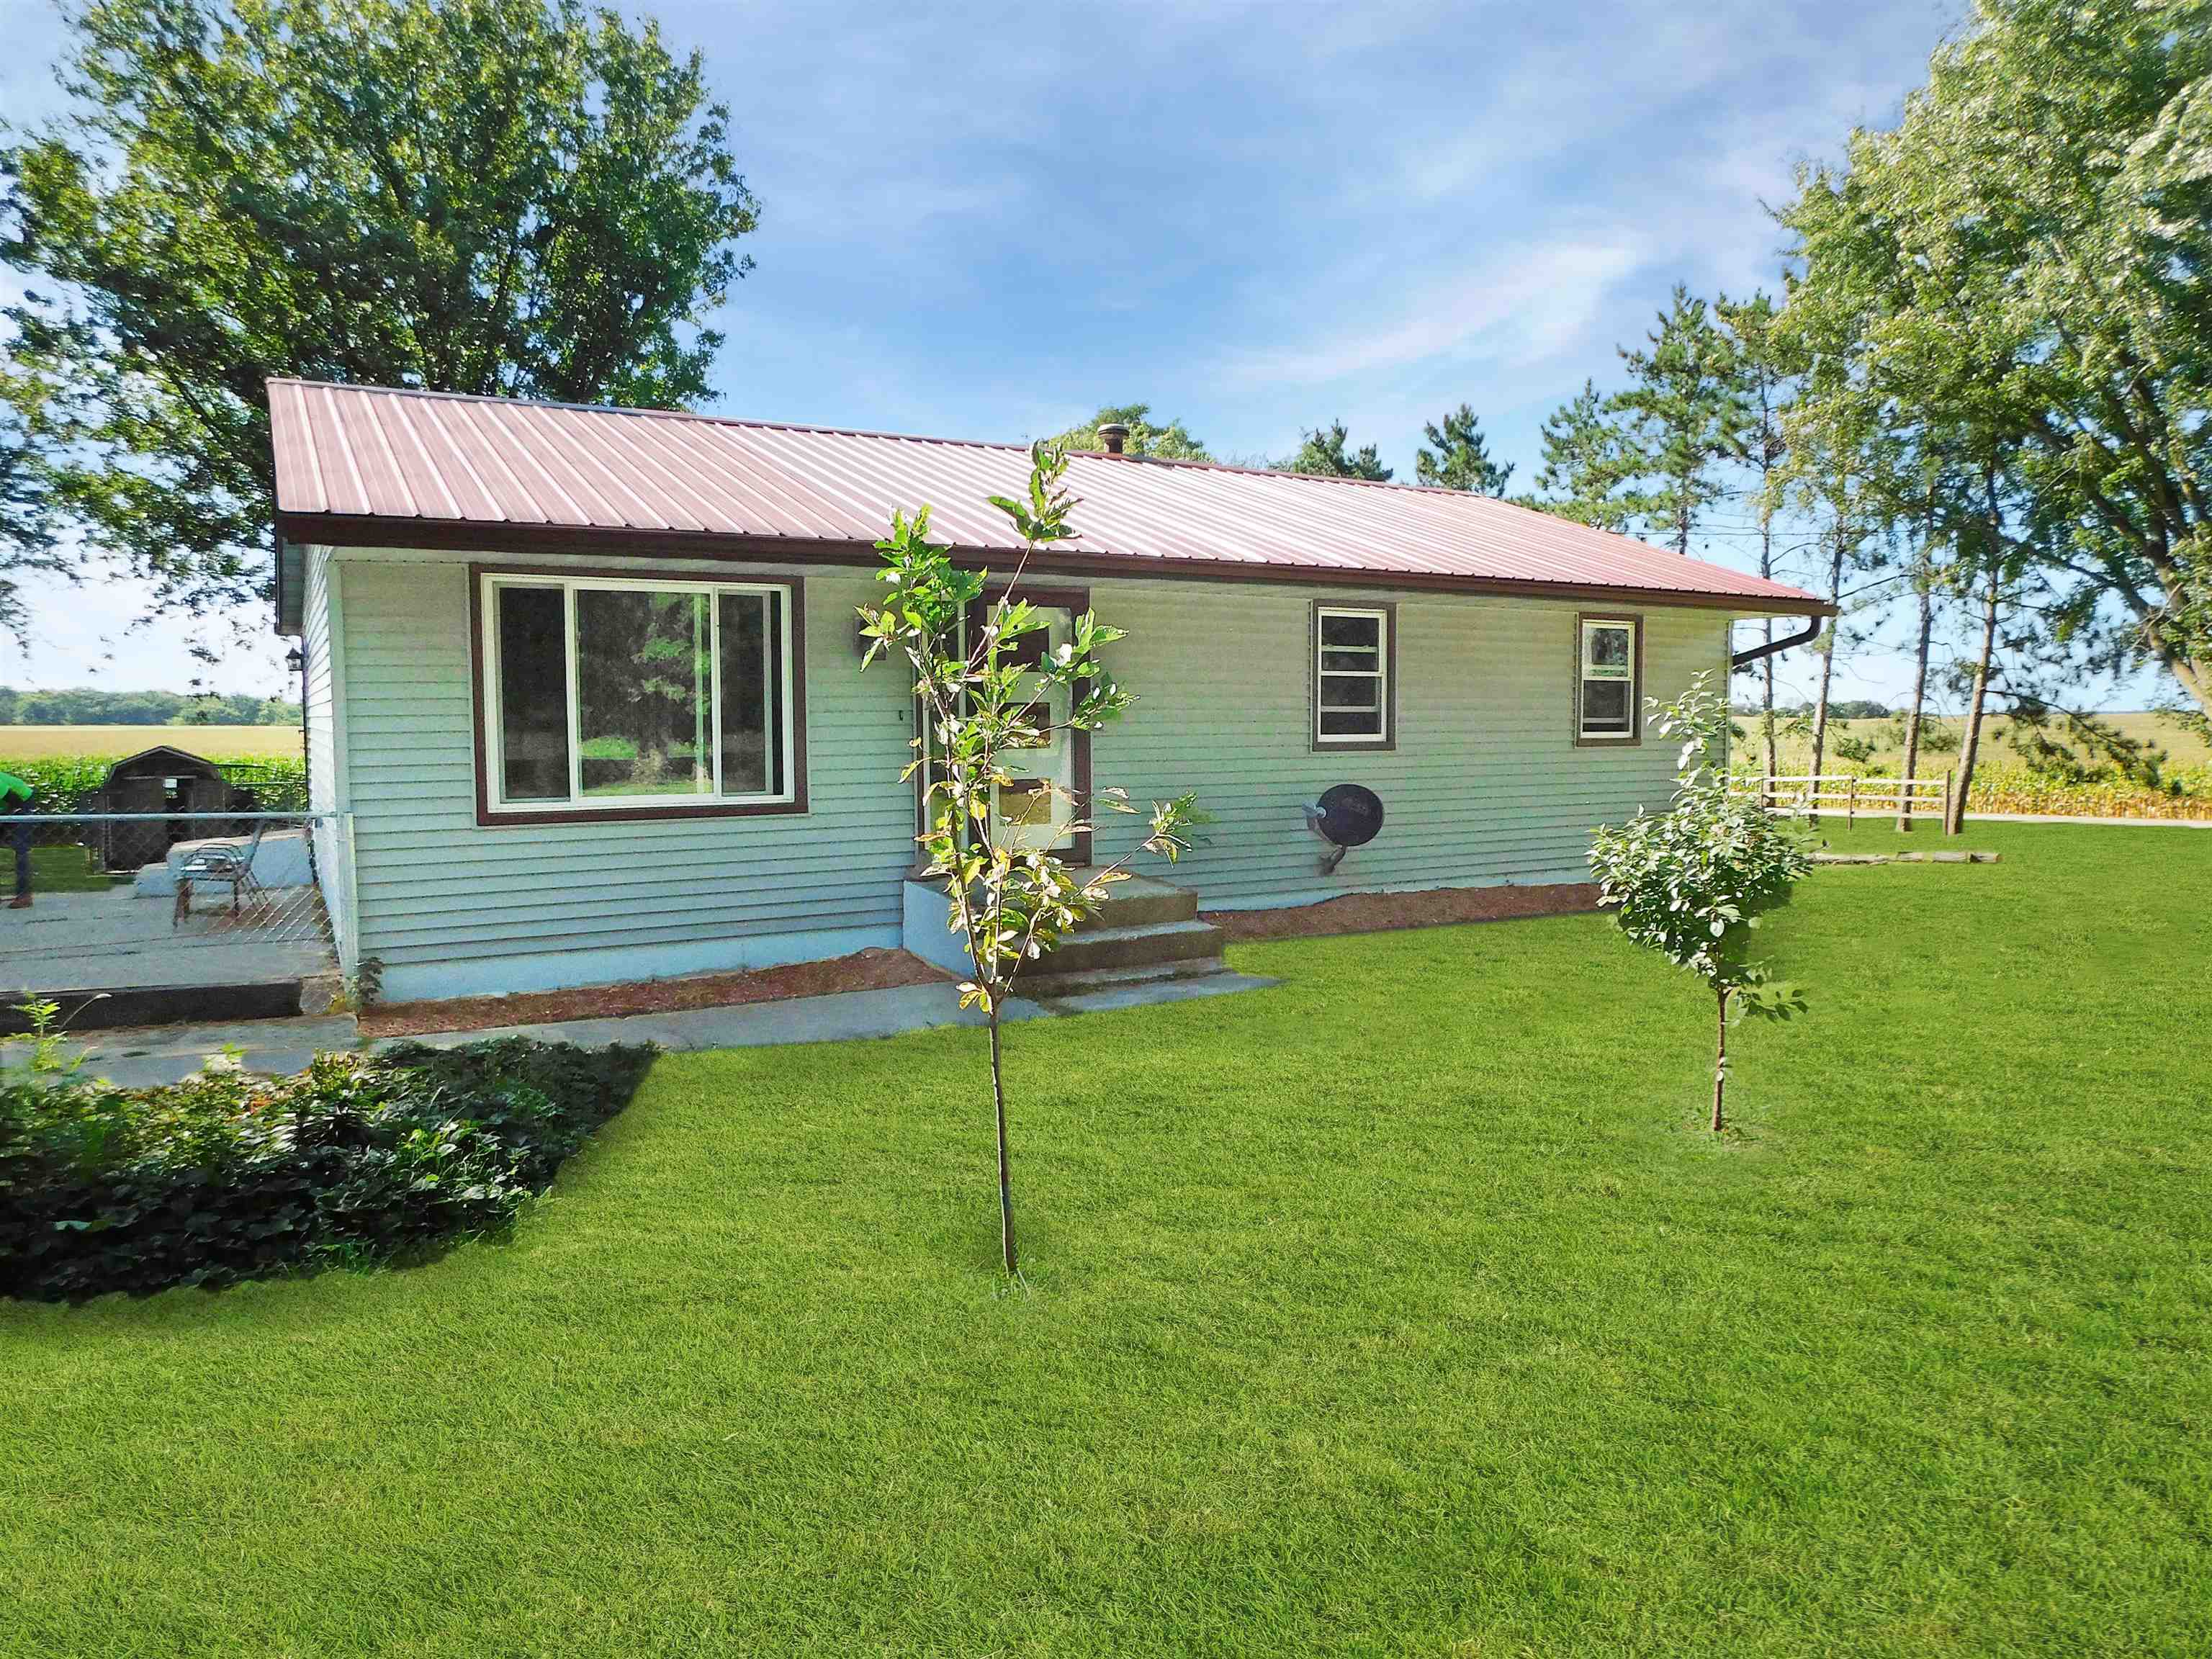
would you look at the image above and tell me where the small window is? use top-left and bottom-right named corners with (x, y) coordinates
top-left (480, 572), bottom-right (801, 815)
top-left (1578, 618), bottom-right (1638, 742)
top-left (1313, 604), bottom-right (1393, 748)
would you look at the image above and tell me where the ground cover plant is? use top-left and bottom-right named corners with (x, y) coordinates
top-left (0, 1030), bottom-right (653, 1301)
top-left (0, 820), bottom-right (2206, 1654)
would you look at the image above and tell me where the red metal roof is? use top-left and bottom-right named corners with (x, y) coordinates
top-left (269, 379), bottom-right (1828, 613)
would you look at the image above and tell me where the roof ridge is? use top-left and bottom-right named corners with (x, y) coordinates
top-left (263, 377), bottom-right (1034, 454)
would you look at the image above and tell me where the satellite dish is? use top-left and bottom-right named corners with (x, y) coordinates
top-left (1303, 783), bottom-right (1384, 873)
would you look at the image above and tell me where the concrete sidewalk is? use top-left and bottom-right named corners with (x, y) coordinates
top-left (9, 972), bottom-right (1278, 1088)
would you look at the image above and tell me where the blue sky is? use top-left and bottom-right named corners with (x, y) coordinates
top-left (7, 0), bottom-right (2099, 714)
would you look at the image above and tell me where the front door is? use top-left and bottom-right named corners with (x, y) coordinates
top-left (994, 603), bottom-right (1079, 852)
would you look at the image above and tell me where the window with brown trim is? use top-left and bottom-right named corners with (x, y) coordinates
top-left (477, 570), bottom-right (804, 818)
top-left (1575, 615), bottom-right (1640, 742)
top-left (1313, 603), bottom-right (1395, 750)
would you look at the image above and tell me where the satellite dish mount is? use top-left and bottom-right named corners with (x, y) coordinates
top-left (1303, 783), bottom-right (1385, 875)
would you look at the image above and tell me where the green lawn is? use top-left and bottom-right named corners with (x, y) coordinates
top-left (4, 822), bottom-right (2209, 1655)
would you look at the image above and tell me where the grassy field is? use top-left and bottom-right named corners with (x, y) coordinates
top-left (0, 723), bottom-right (302, 763)
top-left (3, 821), bottom-right (2208, 1655)
top-left (1745, 709), bottom-right (2211, 778)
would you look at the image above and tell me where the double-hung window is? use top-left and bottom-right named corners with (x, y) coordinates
top-left (1575, 616), bottom-right (1639, 742)
top-left (1313, 603), bottom-right (1393, 749)
top-left (477, 570), bottom-right (803, 818)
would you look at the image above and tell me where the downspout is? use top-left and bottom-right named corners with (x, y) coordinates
top-left (1730, 616), bottom-right (1821, 670)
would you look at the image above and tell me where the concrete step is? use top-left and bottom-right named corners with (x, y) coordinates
top-left (1031, 917), bottom-right (1223, 980)
top-left (1018, 953), bottom-right (1227, 1000)
top-left (1066, 871), bottom-right (1198, 931)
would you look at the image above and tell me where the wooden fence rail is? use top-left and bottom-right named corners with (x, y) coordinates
top-left (1730, 771), bottom-right (1957, 832)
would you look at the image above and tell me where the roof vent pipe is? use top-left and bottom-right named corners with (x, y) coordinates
top-left (1097, 423), bottom-right (1129, 455)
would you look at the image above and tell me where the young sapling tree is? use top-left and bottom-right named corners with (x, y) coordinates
top-left (1588, 673), bottom-right (1812, 1131)
top-left (858, 440), bottom-right (1199, 1274)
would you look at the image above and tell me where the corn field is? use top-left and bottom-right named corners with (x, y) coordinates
top-left (1963, 764), bottom-right (2212, 822)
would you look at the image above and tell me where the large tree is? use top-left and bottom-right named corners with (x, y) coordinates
top-left (0, 397), bottom-right (59, 642)
top-left (1779, 0), bottom-right (2212, 719)
top-left (1, 0), bottom-right (760, 615)
top-left (1278, 420), bottom-right (1392, 482)
top-left (1044, 403), bottom-right (1211, 462)
top-left (1413, 403), bottom-right (1513, 494)
top-left (1524, 381), bottom-right (1640, 531)
top-left (1611, 285), bottom-right (1750, 557)
top-left (1714, 290), bottom-right (1802, 782)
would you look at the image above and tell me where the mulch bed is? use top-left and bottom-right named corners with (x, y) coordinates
top-left (361, 948), bottom-right (953, 1039)
top-left (1204, 881), bottom-right (1601, 943)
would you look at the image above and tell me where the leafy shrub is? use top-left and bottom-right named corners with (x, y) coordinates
top-left (0, 1030), bottom-right (655, 1303)
top-left (1831, 733), bottom-right (1878, 765)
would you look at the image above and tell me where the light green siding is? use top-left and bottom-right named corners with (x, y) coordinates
top-left (330, 549), bottom-right (1732, 997)
top-left (333, 553), bottom-right (917, 999)
top-left (301, 547), bottom-right (356, 968)
top-left (1084, 578), bottom-right (1727, 907)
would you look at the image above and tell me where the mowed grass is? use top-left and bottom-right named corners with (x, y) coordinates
top-left (0, 723), bottom-right (303, 762)
top-left (4, 822), bottom-right (2209, 1656)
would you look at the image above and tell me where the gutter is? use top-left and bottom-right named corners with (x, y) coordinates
top-left (1730, 616), bottom-right (1822, 669)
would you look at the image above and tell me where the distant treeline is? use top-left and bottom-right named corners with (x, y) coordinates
top-left (1732, 699), bottom-right (1894, 722)
top-left (0, 687), bottom-right (301, 726)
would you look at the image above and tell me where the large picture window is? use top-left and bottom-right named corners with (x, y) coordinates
top-left (477, 571), bottom-right (802, 818)
top-left (1576, 616), bottom-right (1639, 742)
top-left (1313, 603), bottom-right (1394, 750)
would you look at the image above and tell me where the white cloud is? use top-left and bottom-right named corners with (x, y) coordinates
top-left (1218, 237), bottom-right (1645, 388)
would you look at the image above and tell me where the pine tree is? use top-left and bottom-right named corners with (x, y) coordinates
top-left (1714, 292), bottom-right (1801, 781)
top-left (1612, 286), bottom-right (1750, 557)
top-left (1525, 382), bottom-right (1640, 531)
top-left (1279, 421), bottom-right (1392, 482)
top-left (1413, 404), bottom-right (1513, 494)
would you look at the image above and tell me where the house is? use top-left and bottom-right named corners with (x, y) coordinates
top-left (268, 379), bottom-right (1830, 1002)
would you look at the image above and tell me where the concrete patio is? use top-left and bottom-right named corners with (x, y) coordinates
top-left (0, 884), bottom-right (339, 1030)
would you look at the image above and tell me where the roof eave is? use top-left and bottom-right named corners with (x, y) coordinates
top-left (272, 511), bottom-right (1837, 618)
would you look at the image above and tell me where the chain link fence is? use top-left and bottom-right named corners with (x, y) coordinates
top-left (1, 812), bottom-right (345, 1000)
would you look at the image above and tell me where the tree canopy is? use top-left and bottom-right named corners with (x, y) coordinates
top-left (1277, 420), bottom-right (1392, 482)
top-left (1778, 0), bottom-right (2212, 716)
top-left (1, 0), bottom-right (761, 616)
top-left (1043, 403), bottom-right (1211, 462)
top-left (1413, 403), bottom-right (1514, 494)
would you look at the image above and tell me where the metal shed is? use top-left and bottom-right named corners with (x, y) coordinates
top-left (98, 745), bottom-right (240, 872)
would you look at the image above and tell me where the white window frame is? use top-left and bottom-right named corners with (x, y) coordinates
top-left (1313, 603), bottom-right (1393, 750)
top-left (479, 570), bottom-right (799, 814)
top-left (1576, 616), bottom-right (1640, 742)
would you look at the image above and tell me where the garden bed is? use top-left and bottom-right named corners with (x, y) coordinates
top-left (1205, 879), bottom-right (1599, 942)
top-left (361, 947), bottom-right (951, 1038)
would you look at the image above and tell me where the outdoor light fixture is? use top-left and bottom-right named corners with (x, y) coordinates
top-left (285, 646), bottom-right (304, 674)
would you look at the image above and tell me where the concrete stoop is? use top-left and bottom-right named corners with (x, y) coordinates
top-left (904, 868), bottom-right (1251, 1010)
top-left (1018, 873), bottom-right (1236, 1003)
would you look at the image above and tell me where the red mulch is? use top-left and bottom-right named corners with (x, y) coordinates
top-left (1204, 881), bottom-right (1601, 943)
top-left (360, 948), bottom-right (953, 1038)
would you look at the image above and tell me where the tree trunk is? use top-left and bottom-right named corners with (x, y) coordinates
top-left (1897, 580), bottom-right (1933, 832)
top-left (1712, 986), bottom-right (1730, 1133)
top-left (1761, 629), bottom-right (1778, 787)
top-left (987, 1002), bottom-right (1017, 1275)
top-left (1807, 540), bottom-right (1846, 824)
top-left (1950, 560), bottom-right (2001, 836)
